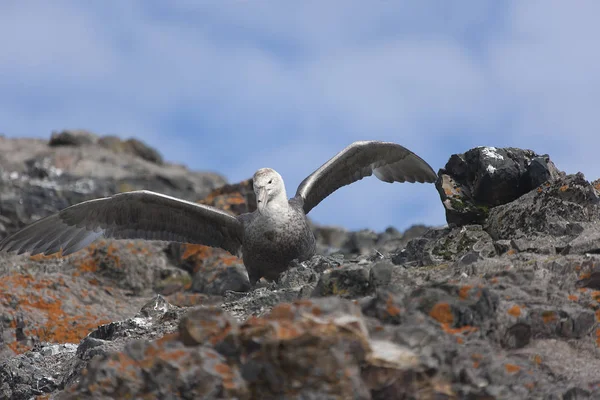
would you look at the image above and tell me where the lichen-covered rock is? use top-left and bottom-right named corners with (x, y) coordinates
top-left (197, 178), bottom-right (256, 215)
top-left (62, 338), bottom-right (249, 399)
top-left (392, 225), bottom-right (496, 266)
top-left (485, 173), bottom-right (600, 249)
top-left (313, 264), bottom-right (373, 298)
top-left (436, 147), bottom-right (564, 226)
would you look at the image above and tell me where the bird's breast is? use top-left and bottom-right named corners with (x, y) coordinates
top-left (243, 209), bottom-right (314, 254)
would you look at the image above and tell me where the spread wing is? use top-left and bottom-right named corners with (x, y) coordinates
top-left (0, 190), bottom-right (244, 257)
top-left (295, 141), bottom-right (437, 214)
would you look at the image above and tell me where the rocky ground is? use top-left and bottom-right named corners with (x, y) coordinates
top-left (0, 132), bottom-right (599, 399)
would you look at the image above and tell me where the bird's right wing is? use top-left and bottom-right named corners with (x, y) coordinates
top-left (0, 190), bottom-right (244, 257)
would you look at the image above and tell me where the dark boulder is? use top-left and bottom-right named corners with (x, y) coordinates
top-left (436, 147), bottom-right (564, 226)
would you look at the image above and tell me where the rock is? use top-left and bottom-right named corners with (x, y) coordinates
top-left (485, 173), bottom-right (600, 248)
top-left (436, 147), bottom-right (564, 226)
top-left (191, 260), bottom-right (251, 295)
top-left (62, 338), bottom-right (249, 399)
top-left (342, 229), bottom-right (378, 255)
top-left (312, 225), bottom-right (350, 254)
top-left (198, 179), bottom-right (256, 215)
top-left (313, 264), bottom-right (372, 298)
top-left (48, 129), bottom-right (98, 147)
top-left (98, 135), bottom-right (164, 165)
top-left (392, 225), bottom-right (496, 266)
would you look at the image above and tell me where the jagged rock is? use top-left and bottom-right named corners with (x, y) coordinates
top-left (198, 179), bottom-right (256, 215)
top-left (313, 264), bottom-right (373, 298)
top-left (392, 225), bottom-right (496, 266)
top-left (312, 225), bottom-right (349, 254)
top-left (97, 135), bottom-right (164, 165)
top-left (191, 260), bottom-right (251, 295)
top-left (485, 173), bottom-right (600, 250)
top-left (342, 229), bottom-right (378, 255)
top-left (63, 339), bottom-right (248, 399)
top-left (48, 129), bottom-right (98, 147)
top-left (436, 147), bottom-right (564, 226)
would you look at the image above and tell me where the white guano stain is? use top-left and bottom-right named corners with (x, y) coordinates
top-left (481, 147), bottom-right (504, 160)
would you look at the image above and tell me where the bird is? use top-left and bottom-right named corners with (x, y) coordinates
top-left (0, 141), bottom-right (437, 284)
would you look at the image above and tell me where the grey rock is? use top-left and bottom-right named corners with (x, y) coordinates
top-left (392, 225), bottom-right (496, 266)
top-left (312, 264), bottom-right (372, 298)
top-left (485, 173), bottom-right (600, 243)
top-left (191, 261), bottom-right (251, 295)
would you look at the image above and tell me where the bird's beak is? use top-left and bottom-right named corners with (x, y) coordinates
top-left (257, 187), bottom-right (268, 213)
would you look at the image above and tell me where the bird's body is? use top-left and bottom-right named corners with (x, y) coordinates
top-left (240, 197), bottom-right (315, 282)
top-left (0, 141), bottom-right (437, 284)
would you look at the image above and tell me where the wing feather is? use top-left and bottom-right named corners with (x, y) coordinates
top-left (0, 190), bottom-right (244, 257)
top-left (295, 141), bottom-right (437, 214)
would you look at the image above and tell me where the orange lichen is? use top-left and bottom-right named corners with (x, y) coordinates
top-left (446, 326), bottom-right (478, 335)
top-left (595, 181), bottom-right (600, 191)
top-left (507, 305), bottom-right (521, 317)
top-left (504, 364), bottom-right (521, 374)
top-left (490, 277), bottom-right (498, 284)
top-left (181, 244), bottom-right (242, 273)
top-left (524, 382), bottom-right (536, 390)
top-left (269, 303), bottom-right (295, 320)
top-left (541, 311), bottom-right (557, 323)
top-left (275, 322), bottom-right (302, 340)
top-left (579, 272), bottom-right (591, 280)
top-left (568, 294), bottom-right (579, 301)
top-left (458, 285), bottom-right (473, 300)
top-left (506, 249), bottom-right (517, 256)
top-left (533, 355), bottom-right (542, 365)
top-left (165, 292), bottom-right (207, 307)
top-left (0, 272), bottom-right (111, 354)
top-left (596, 328), bottom-right (600, 347)
top-left (429, 302), bottom-right (454, 324)
top-left (559, 185), bottom-right (569, 192)
top-left (385, 295), bottom-right (402, 317)
top-left (182, 244), bottom-right (214, 260)
top-left (29, 252), bottom-right (63, 261)
top-left (472, 361), bottom-right (480, 368)
top-left (596, 310), bottom-right (600, 322)
top-left (592, 291), bottom-right (600, 302)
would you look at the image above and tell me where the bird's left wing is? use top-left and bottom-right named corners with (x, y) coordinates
top-left (0, 190), bottom-right (244, 257)
top-left (295, 141), bottom-right (437, 215)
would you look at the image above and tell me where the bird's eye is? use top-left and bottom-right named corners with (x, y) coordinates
top-left (268, 179), bottom-right (272, 184)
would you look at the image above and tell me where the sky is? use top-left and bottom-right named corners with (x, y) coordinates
top-left (1, 1), bottom-right (599, 232)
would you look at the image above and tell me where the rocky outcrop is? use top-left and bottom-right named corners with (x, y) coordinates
top-left (1, 136), bottom-right (599, 399)
top-left (0, 134), bottom-right (226, 237)
top-left (436, 147), bottom-right (564, 227)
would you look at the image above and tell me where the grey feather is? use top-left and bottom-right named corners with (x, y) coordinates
top-left (295, 141), bottom-right (437, 214)
top-left (0, 190), bottom-right (244, 257)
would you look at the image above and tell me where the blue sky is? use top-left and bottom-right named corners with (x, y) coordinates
top-left (1, 1), bottom-right (599, 232)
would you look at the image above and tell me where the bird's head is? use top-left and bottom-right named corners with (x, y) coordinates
top-left (253, 168), bottom-right (286, 213)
